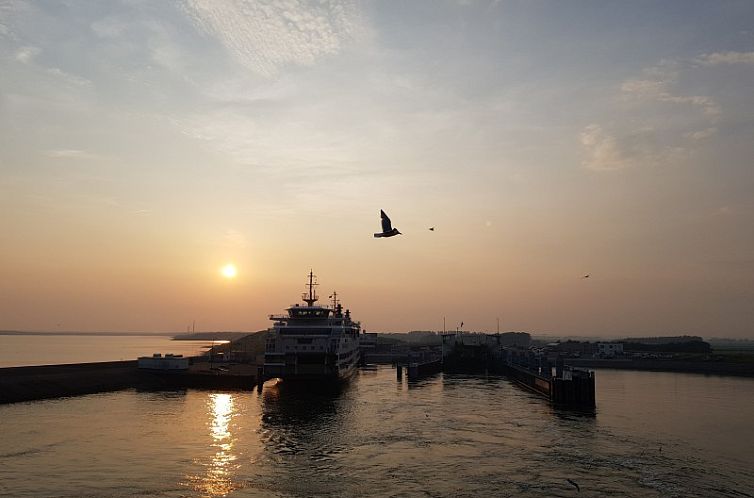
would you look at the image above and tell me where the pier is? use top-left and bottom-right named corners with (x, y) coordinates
top-left (439, 333), bottom-right (597, 407)
top-left (396, 349), bottom-right (443, 381)
top-left (0, 358), bottom-right (257, 404)
top-left (503, 353), bottom-right (595, 407)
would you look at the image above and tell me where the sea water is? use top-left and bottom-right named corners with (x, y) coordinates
top-left (1, 367), bottom-right (752, 497)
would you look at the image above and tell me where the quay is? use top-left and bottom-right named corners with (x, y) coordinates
top-left (396, 350), bottom-right (443, 381)
top-left (392, 333), bottom-right (597, 407)
top-left (0, 358), bottom-right (257, 405)
top-left (504, 351), bottom-right (595, 407)
top-left (438, 333), bottom-right (597, 407)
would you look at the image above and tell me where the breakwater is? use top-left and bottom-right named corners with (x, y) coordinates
top-left (0, 360), bottom-right (257, 404)
top-left (565, 358), bottom-right (754, 377)
top-left (0, 361), bottom-right (140, 404)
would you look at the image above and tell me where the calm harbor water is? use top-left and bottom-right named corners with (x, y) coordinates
top-left (0, 335), bottom-right (214, 367)
top-left (1, 367), bottom-right (752, 497)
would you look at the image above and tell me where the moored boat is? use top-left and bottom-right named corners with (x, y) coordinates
top-left (263, 271), bottom-right (361, 382)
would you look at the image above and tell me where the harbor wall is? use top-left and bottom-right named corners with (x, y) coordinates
top-left (0, 361), bottom-right (140, 404)
top-left (0, 360), bottom-right (258, 404)
top-left (565, 358), bottom-right (754, 377)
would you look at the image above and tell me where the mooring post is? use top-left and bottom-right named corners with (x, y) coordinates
top-left (555, 355), bottom-right (564, 378)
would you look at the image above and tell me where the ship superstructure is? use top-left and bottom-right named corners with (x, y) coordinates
top-left (263, 271), bottom-right (361, 381)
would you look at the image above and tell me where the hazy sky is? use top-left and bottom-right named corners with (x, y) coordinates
top-left (1, 1), bottom-right (753, 337)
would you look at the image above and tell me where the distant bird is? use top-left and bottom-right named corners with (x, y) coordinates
top-left (566, 479), bottom-right (580, 492)
top-left (374, 209), bottom-right (402, 238)
top-left (582, 274), bottom-right (590, 279)
top-left (428, 227), bottom-right (435, 231)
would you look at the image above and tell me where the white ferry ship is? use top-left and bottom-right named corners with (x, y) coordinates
top-left (263, 271), bottom-right (361, 381)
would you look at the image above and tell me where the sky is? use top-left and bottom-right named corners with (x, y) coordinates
top-left (1, 0), bottom-right (753, 337)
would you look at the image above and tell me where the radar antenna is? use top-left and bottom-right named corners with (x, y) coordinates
top-left (302, 269), bottom-right (319, 306)
top-left (329, 290), bottom-right (339, 309)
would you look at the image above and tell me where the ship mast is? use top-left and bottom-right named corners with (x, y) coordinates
top-left (302, 269), bottom-right (318, 306)
top-left (330, 290), bottom-right (339, 309)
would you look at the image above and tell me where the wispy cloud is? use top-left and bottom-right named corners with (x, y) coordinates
top-left (579, 124), bottom-right (635, 171)
top-left (581, 51), bottom-right (744, 170)
top-left (579, 124), bottom-right (687, 171)
top-left (181, 0), bottom-right (365, 77)
top-left (224, 229), bottom-right (247, 247)
top-left (14, 45), bottom-right (39, 63)
top-left (697, 51), bottom-right (754, 66)
top-left (684, 127), bottom-right (717, 141)
top-left (44, 149), bottom-right (104, 160)
top-left (621, 76), bottom-right (720, 119)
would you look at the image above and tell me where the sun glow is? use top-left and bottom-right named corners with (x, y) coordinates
top-left (220, 264), bottom-right (237, 279)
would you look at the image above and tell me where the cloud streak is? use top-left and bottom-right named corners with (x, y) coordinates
top-left (182, 0), bottom-right (365, 77)
top-left (44, 149), bottom-right (104, 160)
top-left (579, 124), bottom-right (680, 171)
top-left (620, 77), bottom-right (720, 119)
top-left (697, 51), bottom-right (754, 66)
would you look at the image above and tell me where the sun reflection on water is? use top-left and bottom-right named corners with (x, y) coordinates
top-left (186, 393), bottom-right (241, 497)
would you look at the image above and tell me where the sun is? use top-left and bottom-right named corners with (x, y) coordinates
top-left (220, 263), bottom-right (237, 279)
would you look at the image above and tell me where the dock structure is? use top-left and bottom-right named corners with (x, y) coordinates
top-left (1, 357), bottom-right (257, 405)
top-left (396, 349), bottom-right (442, 381)
top-left (504, 351), bottom-right (595, 407)
top-left (440, 332), bottom-right (596, 408)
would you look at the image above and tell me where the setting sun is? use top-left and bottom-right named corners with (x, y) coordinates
top-left (220, 264), bottom-right (237, 279)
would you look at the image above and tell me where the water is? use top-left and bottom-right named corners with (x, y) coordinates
top-left (1, 368), bottom-right (753, 497)
top-left (0, 335), bottom-right (215, 367)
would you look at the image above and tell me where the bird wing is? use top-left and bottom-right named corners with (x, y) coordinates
top-left (380, 210), bottom-right (393, 232)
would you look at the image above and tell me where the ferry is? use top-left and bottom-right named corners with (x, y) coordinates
top-left (263, 271), bottom-right (361, 382)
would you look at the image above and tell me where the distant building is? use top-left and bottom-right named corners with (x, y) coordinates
top-left (137, 353), bottom-right (189, 370)
top-left (360, 332), bottom-right (378, 352)
top-left (596, 343), bottom-right (624, 358)
top-left (548, 340), bottom-right (595, 356)
top-left (441, 332), bottom-right (531, 359)
top-left (624, 336), bottom-right (703, 345)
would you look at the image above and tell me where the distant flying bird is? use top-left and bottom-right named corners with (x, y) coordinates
top-left (428, 227), bottom-right (435, 231)
top-left (566, 479), bottom-right (580, 492)
top-left (374, 209), bottom-right (402, 238)
top-left (582, 274), bottom-right (590, 279)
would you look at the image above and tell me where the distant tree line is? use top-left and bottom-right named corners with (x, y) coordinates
top-left (622, 341), bottom-right (711, 353)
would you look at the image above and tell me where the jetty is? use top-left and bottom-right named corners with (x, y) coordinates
top-left (0, 357), bottom-right (257, 405)
top-left (396, 349), bottom-right (443, 380)
top-left (439, 333), bottom-right (596, 407)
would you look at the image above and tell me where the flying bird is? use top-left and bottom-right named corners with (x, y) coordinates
top-left (428, 227), bottom-right (435, 231)
top-left (374, 210), bottom-right (402, 238)
top-left (566, 478), bottom-right (580, 492)
top-left (582, 274), bottom-right (590, 279)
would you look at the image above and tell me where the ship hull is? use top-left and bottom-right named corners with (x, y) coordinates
top-left (263, 352), bottom-right (360, 383)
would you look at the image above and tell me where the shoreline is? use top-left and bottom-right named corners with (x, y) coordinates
top-left (565, 358), bottom-right (754, 377)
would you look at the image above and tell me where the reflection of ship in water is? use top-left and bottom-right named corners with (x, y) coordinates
top-left (262, 379), bottom-right (348, 425)
top-left (263, 271), bottom-right (361, 382)
top-left (258, 379), bottom-right (355, 496)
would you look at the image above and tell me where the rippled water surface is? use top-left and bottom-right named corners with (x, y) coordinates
top-left (1, 368), bottom-right (753, 497)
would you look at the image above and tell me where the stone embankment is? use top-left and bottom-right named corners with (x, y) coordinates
top-left (0, 360), bottom-right (258, 404)
top-left (0, 361), bottom-right (140, 404)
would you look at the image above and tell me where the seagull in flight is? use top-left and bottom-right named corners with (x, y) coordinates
top-left (374, 209), bottom-right (402, 238)
top-left (428, 227), bottom-right (435, 231)
top-left (582, 274), bottom-right (590, 279)
top-left (566, 478), bottom-right (580, 492)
